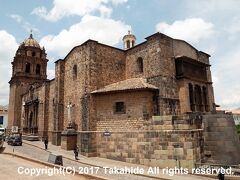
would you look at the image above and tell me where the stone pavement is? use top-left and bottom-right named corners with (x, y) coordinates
top-left (2, 140), bottom-right (216, 180)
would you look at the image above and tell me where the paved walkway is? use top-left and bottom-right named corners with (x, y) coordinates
top-left (3, 140), bottom-right (215, 180)
top-left (0, 153), bottom-right (90, 180)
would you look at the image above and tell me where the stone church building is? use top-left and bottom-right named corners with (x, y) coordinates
top-left (8, 31), bottom-right (240, 168)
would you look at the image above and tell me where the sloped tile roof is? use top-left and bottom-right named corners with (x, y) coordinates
top-left (91, 78), bottom-right (158, 94)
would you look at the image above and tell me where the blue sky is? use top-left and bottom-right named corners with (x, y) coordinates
top-left (0, 0), bottom-right (240, 110)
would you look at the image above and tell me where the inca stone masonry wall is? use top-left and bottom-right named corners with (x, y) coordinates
top-left (78, 114), bottom-right (204, 169)
top-left (96, 129), bottom-right (202, 169)
top-left (79, 113), bottom-right (240, 168)
top-left (203, 113), bottom-right (240, 165)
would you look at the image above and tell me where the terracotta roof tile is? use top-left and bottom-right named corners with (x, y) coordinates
top-left (91, 78), bottom-right (158, 94)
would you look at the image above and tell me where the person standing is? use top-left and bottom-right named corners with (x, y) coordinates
top-left (218, 172), bottom-right (224, 180)
top-left (44, 137), bottom-right (48, 150)
top-left (73, 145), bottom-right (79, 160)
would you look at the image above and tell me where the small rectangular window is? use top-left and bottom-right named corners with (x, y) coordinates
top-left (115, 102), bottom-right (125, 114)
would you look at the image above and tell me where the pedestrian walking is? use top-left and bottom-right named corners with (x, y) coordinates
top-left (44, 137), bottom-right (48, 150)
top-left (73, 145), bottom-right (79, 160)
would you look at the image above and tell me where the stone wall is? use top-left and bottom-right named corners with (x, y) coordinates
top-left (47, 79), bottom-right (55, 140)
top-left (8, 83), bottom-right (18, 127)
top-left (147, 76), bottom-right (180, 115)
top-left (92, 43), bottom-right (126, 90)
top-left (64, 44), bottom-right (90, 131)
top-left (203, 113), bottom-right (240, 165)
top-left (37, 82), bottom-right (50, 137)
top-left (126, 33), bottom-right (180, 115)
top-left (52, 60), bottom-right (65, 145)
top-left (96, 129), bottom-right (202, 169)
top-left (78, 114), bottom-right (204, 169)
top-left (64, 41), bottom-right (126, 132)
top-left (93, 91), bottom-right (155, 127)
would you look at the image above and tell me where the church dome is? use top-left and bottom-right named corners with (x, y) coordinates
top-left (22, 33), bottom-right (40, 48)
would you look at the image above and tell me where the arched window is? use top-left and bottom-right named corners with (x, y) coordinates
top-left (137, 57), bottom-right (144, 73)
top-left (36, 64), bottom-right (41, 75)
top-left (32, 51), bottom-right (36, 57)
top-left (132, 40), bottom-right (135, 47)
top-left (73, 65), bottom-right (77, 79)
top-left (25, 63), bottom-right (31, 73)
top-left (126, 40), bottom-right (130, 48)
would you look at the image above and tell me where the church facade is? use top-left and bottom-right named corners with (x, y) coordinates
top-left (9, 31), bottom-right (240, 168)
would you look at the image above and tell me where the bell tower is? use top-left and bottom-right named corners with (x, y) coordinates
top-left (123, 30), bottom-right (136, 50)
top-left (8, 33), bottom-right (48, 128)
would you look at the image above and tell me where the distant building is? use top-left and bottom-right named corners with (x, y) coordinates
top-left (221, 108), bottom-right (240, 125)
top-left (231, 109), bottom-right (240, 125)
top-left (233, 114), bottom-right (240, 125)
top-left (0, 105), bottom-right (8, 128)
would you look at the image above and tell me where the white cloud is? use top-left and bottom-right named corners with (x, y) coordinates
top-left (111, 0), bottom-right (128, 5)
top-left (0, 30), bottom-right (18, 105)
top-left (32, 0), bottom-right (128, 21)
top-left (9, 14), bottom-right (39, 33)
top-left (9, 14), bottom-right (22, 23)
top-left (156, 18), bottom-right (214, 44)
top-left (221, 86), bottom-right (240, 108)
top-left (47, 68), bottom-right (55, 80)
top-left (40, 15), bottom-right (130, 56)
top-left (226, 17), bottom-right (240, 41)
top-left (183, 0), bottom-right (240, 19)
top-left (213, 45), bottom-right (240, 109)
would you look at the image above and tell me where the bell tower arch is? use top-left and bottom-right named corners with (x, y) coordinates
top-left (8, 33), bottom-right (48, 128)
